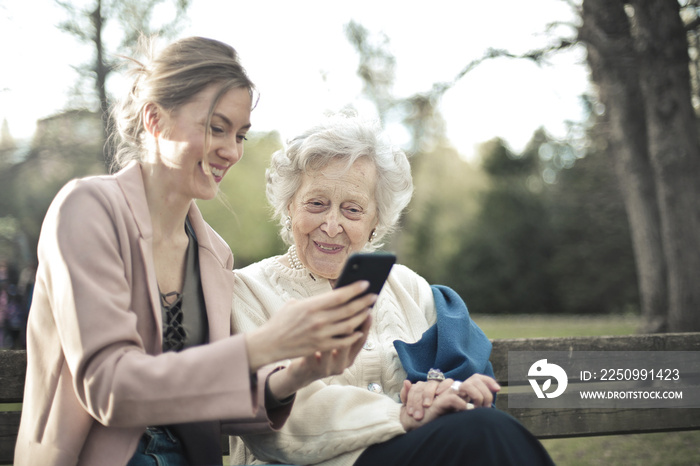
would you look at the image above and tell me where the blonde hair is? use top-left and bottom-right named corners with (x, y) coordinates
top-left (109, 36), bottom-right (256, 172)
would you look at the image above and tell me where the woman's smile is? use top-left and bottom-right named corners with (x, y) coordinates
top-left (314, 241), bottom-right (345, 253)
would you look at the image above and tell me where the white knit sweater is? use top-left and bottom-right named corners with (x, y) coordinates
top-left (228, 256), bottom-right (438, 466)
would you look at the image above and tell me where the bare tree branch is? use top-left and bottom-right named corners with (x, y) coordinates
top-left (429, 39), bottom-right (578, 101)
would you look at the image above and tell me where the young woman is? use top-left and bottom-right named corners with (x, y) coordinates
top-left (14, 37), bottom-right (374, 466)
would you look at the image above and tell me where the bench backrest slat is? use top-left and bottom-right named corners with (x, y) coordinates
top-left (0, 350), bottom-right (26, 404)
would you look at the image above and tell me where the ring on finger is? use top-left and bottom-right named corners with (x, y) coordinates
top-left (451, 380), bottom-right (462, 392)
top-left (427, 368), bottom-right (445, 381)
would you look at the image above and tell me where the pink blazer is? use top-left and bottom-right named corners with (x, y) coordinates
top-left (15, 163), bottom-right (285, 466)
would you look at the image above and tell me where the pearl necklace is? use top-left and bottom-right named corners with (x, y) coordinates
top-left (287, 245), bottom-right (304, 270)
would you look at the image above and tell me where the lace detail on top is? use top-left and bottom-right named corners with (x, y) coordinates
top-left (158, 217), bottom-right (208, 353)
top-left (161, 290), bottom-right (186, 352)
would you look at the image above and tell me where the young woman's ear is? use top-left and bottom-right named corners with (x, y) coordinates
top-left (143, 103), bottom-right (163, 137)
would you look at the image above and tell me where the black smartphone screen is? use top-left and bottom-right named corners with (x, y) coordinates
top-left (334, 252), bottom-right (396, 297)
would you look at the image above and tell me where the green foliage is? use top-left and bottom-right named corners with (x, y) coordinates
top-left (434, 133), bottom-right (639, 315)
top-left (344, 21), bottom-right (396, 121)
top-left (0, 110), bottom-right (105, 265)
top-left (396, 143), bottom-right (487, 284)
top-left (1, 121), bottom-right (285, 270)
top-left (480, 138), bottom-right (538, 177)
top-left (0, 216), bottom-right (20, 261)
top-left (443, 138), bottom-right (559, 314)
top-left (545, 139), bottom-right (639, 315)
top-left (55, 0), bottom-right (192, 76)
top-left (197, 132), bottom-right (285, 268)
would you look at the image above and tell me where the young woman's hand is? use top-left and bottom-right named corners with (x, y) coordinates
top-left (245, 280), bottom-right (376, 372)
top-left (267, 315), bottom-right (372, 400)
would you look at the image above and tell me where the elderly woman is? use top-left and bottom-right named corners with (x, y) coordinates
top-left (229, 116), bottom-right (554, 466)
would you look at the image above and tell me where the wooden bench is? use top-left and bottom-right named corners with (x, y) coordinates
top-left (2, 332), bottom-right (699, 464)
top-left (0, 349), bottom-right (24, 466)
top-left (490, 332), bottom-right (700, 438)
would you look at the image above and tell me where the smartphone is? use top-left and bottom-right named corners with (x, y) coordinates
top-left (334, 252), bottom-right (397, 298)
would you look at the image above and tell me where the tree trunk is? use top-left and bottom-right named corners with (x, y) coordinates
top-left (580, 0), bottom-right (668, 331)
top-left (630, 0), bottom-right (700, 332)
top-left (91, 0), bottom-right (112, 170)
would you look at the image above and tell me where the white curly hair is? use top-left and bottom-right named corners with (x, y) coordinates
top-left (266, 114), bottom-right (414, 251)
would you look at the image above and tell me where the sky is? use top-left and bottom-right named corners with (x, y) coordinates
top-left (0, 0), bottom-right (589, 161)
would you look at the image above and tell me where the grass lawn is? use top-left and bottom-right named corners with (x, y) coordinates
top-left (470, 313), bottom-right (700, 466)
top-left (470, 313), bottom-right (642, 339)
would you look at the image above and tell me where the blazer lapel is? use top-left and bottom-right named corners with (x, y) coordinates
top-left (187, 202), bottom-right (235, 342)
top-left (115, 162), bottom-right (163, 351)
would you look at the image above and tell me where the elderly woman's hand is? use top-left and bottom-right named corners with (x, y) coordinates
top-left (445, 374), bottom-right (501, 408)
top-left (400, 374), bottom-right (501, 420)
top-left (399, 388), bottom-right (471, 432)
top-left (399, 379), bottom-right (451, 421)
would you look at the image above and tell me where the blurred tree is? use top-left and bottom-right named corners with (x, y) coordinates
top-left (0, 216), bottom-right (20, 264)
top-left (427, 1), bottom-right (700, 330)
top-left (446, 138), bottom-right (559, 314)
top-left (542, 126), bottom-right (639, 316)
top-left (0, 119), bottom-right (15, 154)
top-left (0, 111), bottom-right (104, 265)
top-left (347, 12), bottom-right (699, 327)
top-left (398, 142), bottom-right (487, 285)
top-left (344, 21), bottom-right (486, 284)
top-left (579, 0), bottom-right (700, 331)
top-left (345, 21), bottom-right (396, 125)
top-left (55, 0), bottom-right (191, 169)
top-left (197, 131), bottom-right (286, 268)
top-left (0, 1), bottom-right (191, 268)
top-left (344, 17), bottom-right (643, 317)
top-left (0, 117), bottom-right (283, 276)
top-left (444, 129), bottom-right (639, 316)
